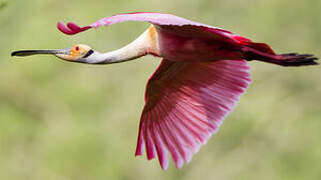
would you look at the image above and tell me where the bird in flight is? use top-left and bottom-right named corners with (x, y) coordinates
top-left (12, 12), bottom-right (318, 170)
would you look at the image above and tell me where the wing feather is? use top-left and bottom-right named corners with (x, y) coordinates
top-left (57, 12), bottom-right (240, 44)
top-left (136, 59), bottom-right (251, 169)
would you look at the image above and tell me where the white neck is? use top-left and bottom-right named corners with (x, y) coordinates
top-left (85, 25), bottom-right (159, 64)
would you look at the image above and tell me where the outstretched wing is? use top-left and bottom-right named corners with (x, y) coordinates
top-left (135, 59), bottom-right (251, 170)
top-left (57, 12), bottom-right (245, 44)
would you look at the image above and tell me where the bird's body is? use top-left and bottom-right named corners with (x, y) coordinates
top-left (12, 12), bottom-right (318, 170)
top-left (155, 25), bottom-right (244, 62)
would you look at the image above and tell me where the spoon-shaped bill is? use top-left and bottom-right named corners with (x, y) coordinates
top-left (11, 48), bottom-right (71, 57)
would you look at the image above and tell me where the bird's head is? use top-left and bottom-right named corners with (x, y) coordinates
top-left (11, 44), bottom-right (95, 63)
top-left (56, 44), bottom-right (94, 61)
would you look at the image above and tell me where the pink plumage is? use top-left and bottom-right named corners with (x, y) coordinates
top-left (57, 12), bottom-right (238, 44)
top-left (55, 12), bottom-right (318, 170)
top-left (136, 59), bottom-right (251, 169)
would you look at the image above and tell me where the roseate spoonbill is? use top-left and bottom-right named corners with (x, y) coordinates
top-left (11, 12), bottom-right (318, 170)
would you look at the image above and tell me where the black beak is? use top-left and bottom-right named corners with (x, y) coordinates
top-left (11, 48), bottom-right (71, 57)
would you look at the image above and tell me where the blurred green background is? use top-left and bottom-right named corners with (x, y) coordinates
top-left (0, 0), bottom-right (320, 179)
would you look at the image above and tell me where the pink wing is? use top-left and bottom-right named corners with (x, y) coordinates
top-left (57, 12), bottom-right (244, 44)
top-left (136, 59), bottom-right (251, 169)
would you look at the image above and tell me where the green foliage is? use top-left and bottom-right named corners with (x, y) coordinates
top-left (0, 0), bottom-right (320, 180)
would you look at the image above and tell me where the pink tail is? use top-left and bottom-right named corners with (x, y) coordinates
top-left (242, 42), bottom-right (319, 66)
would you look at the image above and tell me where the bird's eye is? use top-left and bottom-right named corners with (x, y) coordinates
top-left (75, 46), bottom-right (80, 51)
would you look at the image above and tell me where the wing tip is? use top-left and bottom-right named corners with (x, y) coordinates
top-left (57, 21), bottom-right (91, 35)
top-left (135, 134), bottom-right (144, 156)
top-left (160, 160), bottom-right (169, 170)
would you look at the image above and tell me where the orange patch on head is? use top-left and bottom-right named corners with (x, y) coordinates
top-left (70, 45), bottom-right (80, 59)
top-left (70, 46), bottom-right (80, 58)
